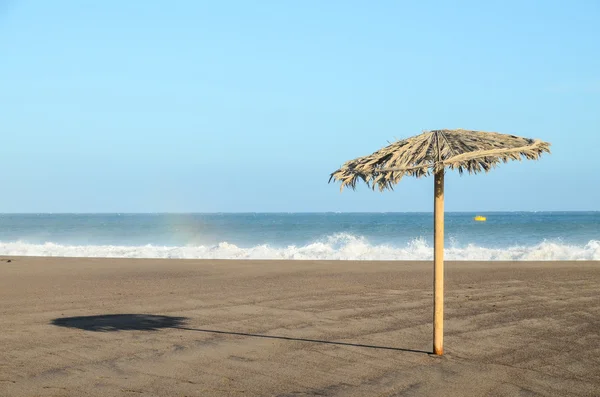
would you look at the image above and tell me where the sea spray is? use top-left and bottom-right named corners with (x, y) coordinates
top-left (1, 234), bottom-right (598, 261)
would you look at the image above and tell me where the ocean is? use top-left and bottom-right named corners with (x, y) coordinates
top-left (0, 212), bottom-right (598, 260)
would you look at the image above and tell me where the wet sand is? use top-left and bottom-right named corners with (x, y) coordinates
top-left (1, 257), bottom-right (599, 396)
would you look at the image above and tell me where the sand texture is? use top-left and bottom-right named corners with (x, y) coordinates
top-left (1, 257), bottom-right (599, 396)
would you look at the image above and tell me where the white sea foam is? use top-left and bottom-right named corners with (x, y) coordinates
top-left (1, 234), bottom-right (599, 261)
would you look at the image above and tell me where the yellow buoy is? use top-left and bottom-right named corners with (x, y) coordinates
top-left (474, 216), bottom-right (486, 222)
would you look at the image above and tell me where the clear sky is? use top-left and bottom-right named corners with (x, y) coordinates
top-left (1, 0), bottom-right (598, 212)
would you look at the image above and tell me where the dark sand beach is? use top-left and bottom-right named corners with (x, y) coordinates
top-left (1, 257), bottom-right (599, 396)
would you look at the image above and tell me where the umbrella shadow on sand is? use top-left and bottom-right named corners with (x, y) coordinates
top-left (51, 314), bottom-right (429, 354)
top-left (51, 314), bottom-right (188, 331)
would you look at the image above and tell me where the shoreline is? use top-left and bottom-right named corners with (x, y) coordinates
top-left (2, 255), bottom-right (600, 266)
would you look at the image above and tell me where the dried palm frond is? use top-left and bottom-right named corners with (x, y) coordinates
top-left (329, 129), bottom-right (551, 191)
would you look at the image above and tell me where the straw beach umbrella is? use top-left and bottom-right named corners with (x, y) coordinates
top-left (329, 129), bottom-right (550, 355)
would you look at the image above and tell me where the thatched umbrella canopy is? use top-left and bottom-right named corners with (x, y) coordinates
top-left (329, 129), bottom-right (550, 355)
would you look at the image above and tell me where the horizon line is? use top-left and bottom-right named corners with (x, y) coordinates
top-left (0, 210), bottom-right (598, 215)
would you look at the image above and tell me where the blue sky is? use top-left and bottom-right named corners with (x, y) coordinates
top-left (1, 0), bottom-right (598, 212)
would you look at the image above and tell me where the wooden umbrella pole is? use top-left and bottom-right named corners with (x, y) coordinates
top-left (433, 169), bottom-right (444, 355)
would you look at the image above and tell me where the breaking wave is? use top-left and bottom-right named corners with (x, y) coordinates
top-left (1, 234), bottom-right (599, 261)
